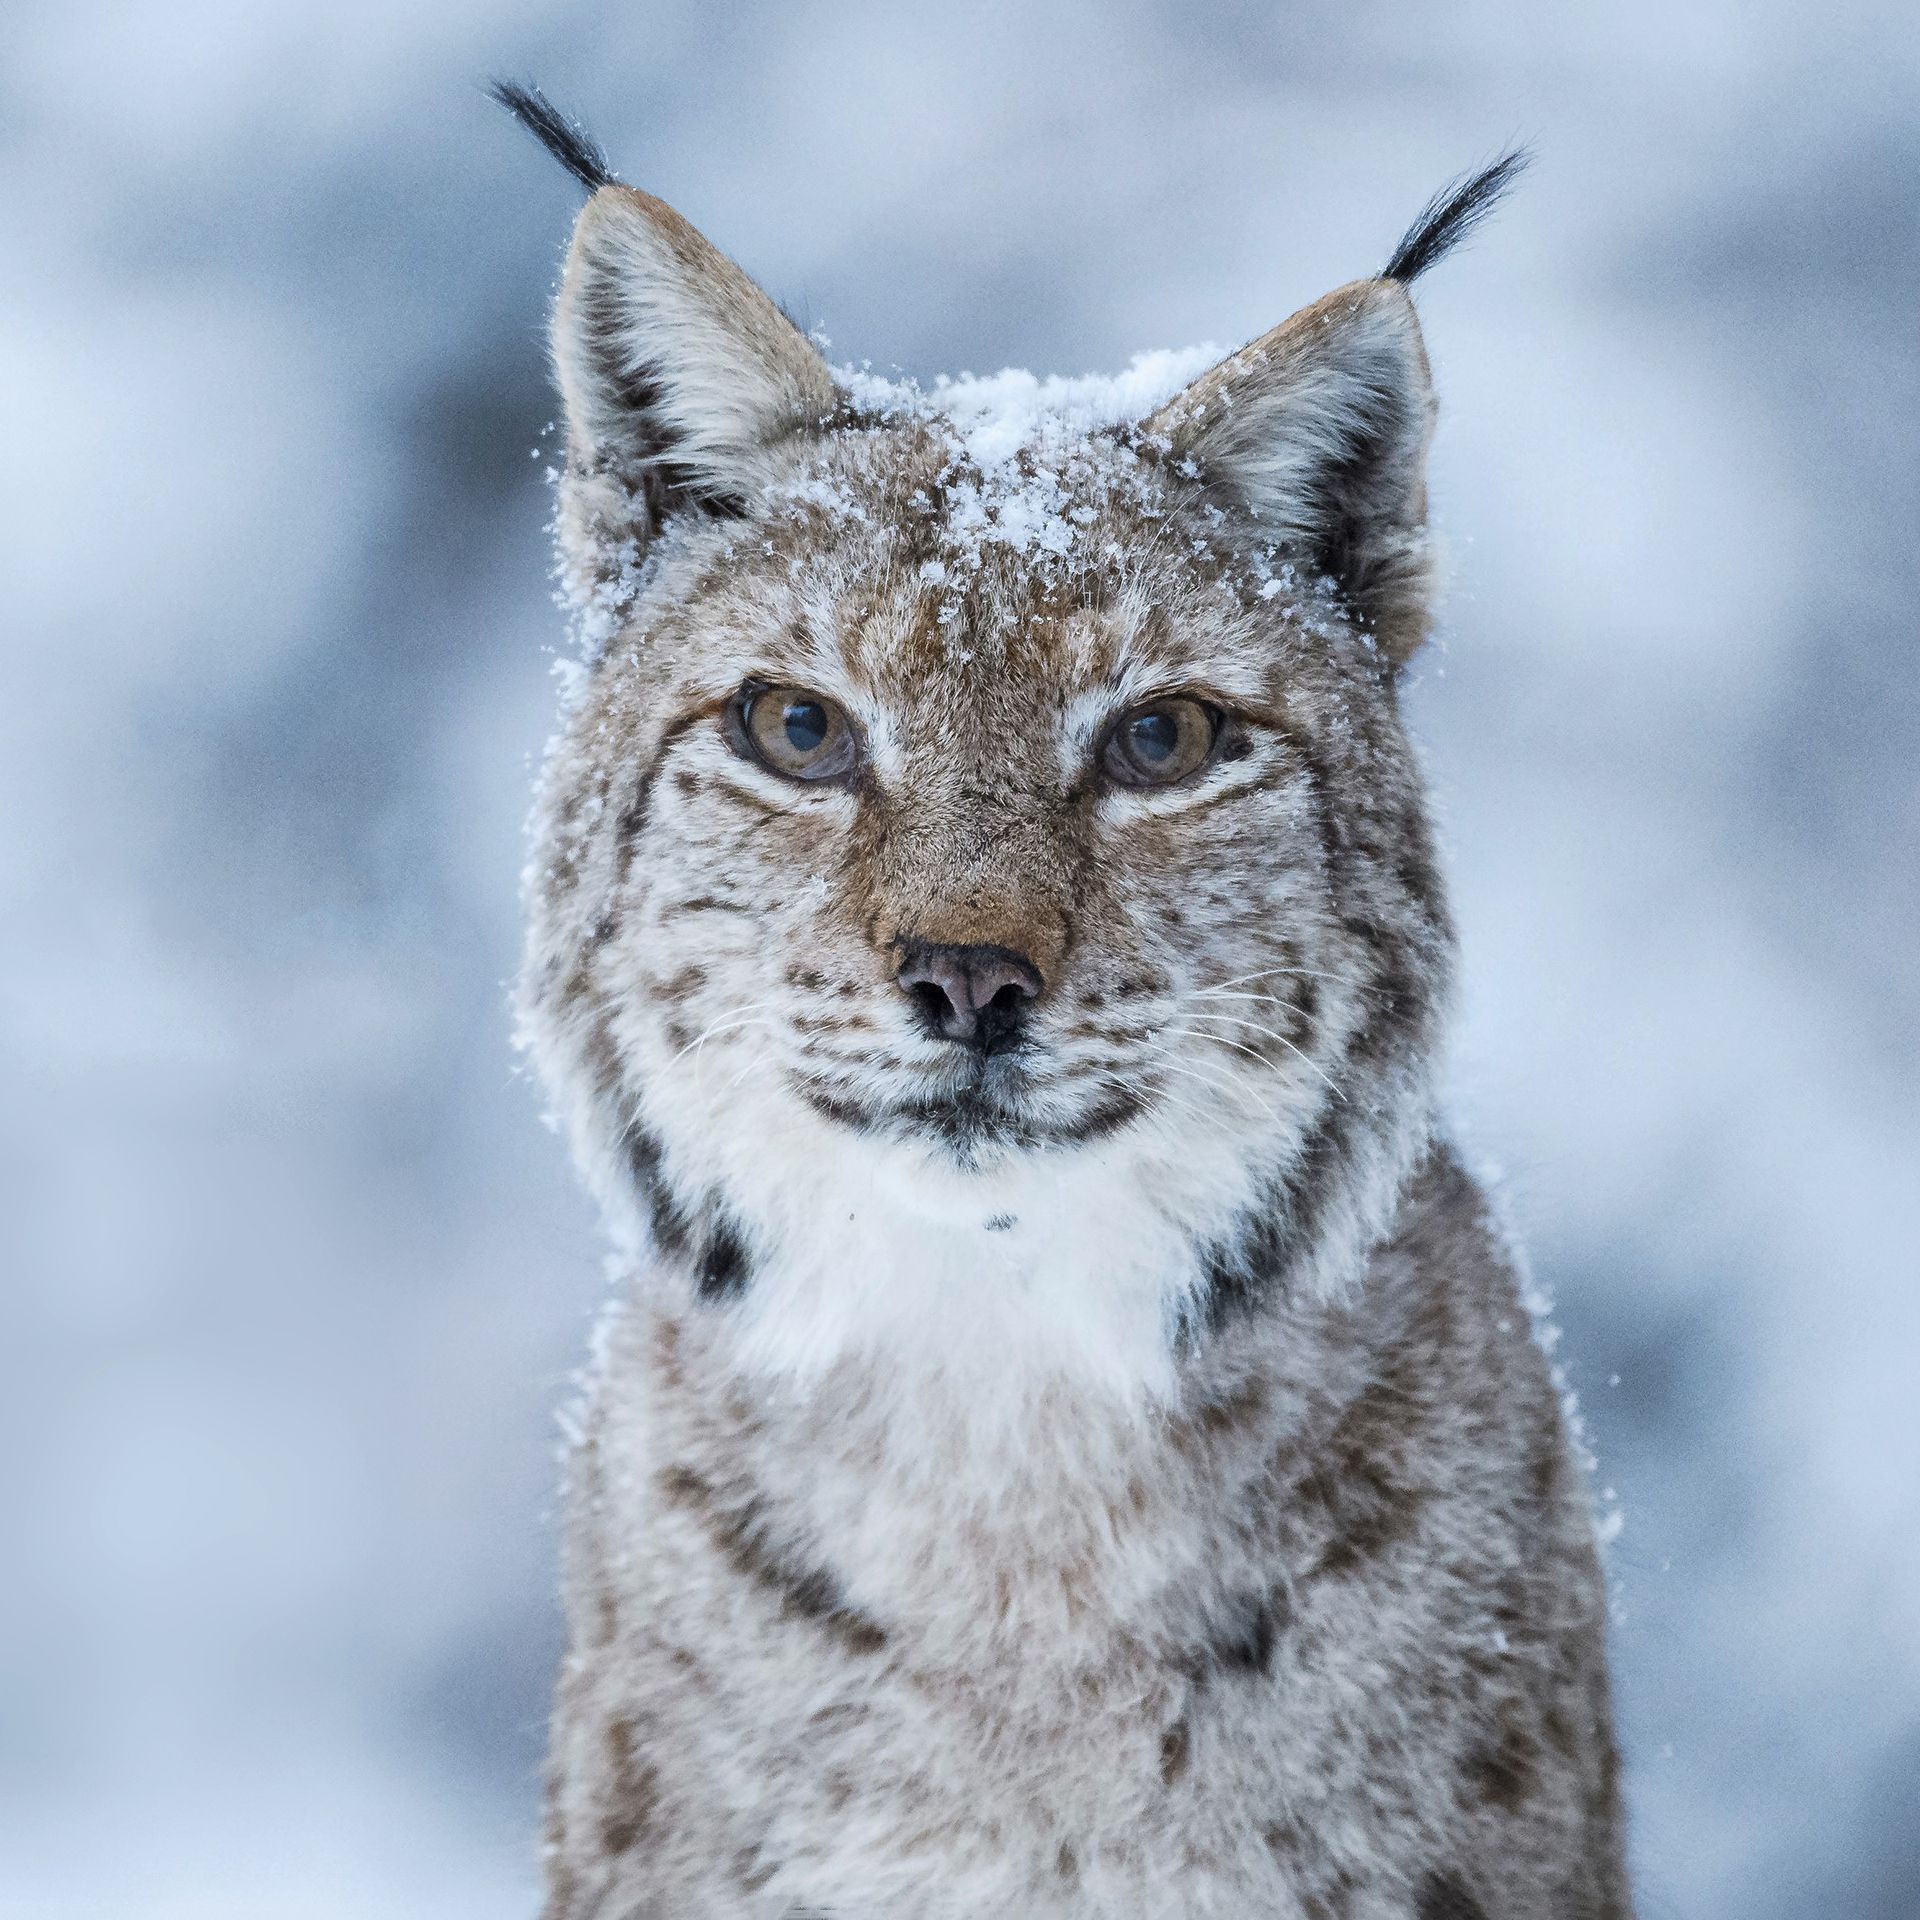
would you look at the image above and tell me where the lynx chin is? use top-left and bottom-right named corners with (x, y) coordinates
top-left (496, 81), bottom-right (1631, 1920)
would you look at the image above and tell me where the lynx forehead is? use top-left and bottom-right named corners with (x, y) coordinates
top-left (498, 82), bottom-right (1629, 1920)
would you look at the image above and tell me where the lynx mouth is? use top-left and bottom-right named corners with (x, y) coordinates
top-left (795, 1074), bottom-right (1144, 1157)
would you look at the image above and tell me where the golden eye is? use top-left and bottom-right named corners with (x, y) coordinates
top-left (735, 684), bottom-right (860, 783)
top-left (1101, 697), bottom-right (1220, 787)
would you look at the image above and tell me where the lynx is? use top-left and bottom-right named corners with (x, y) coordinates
top-left (497, 81), bottom-right (1632, 1920)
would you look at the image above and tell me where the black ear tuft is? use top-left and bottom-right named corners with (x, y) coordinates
top-left (489, 80), bottom-right (617, 194)
top-left (1383, 147), bottom-right (1531, 285)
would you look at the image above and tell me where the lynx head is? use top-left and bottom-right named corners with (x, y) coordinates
top-left (504, 87), bottom-right (1523, 1385)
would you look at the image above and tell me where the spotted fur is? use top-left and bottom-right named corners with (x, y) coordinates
top-left (503, 97), bottom-right (1630, 1920)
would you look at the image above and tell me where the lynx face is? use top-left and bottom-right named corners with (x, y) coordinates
top-left (517, 157), bottom-right (1478, 1372)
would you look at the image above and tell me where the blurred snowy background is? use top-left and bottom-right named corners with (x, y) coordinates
top-left (4, 2), bottom-right (1917, 1914)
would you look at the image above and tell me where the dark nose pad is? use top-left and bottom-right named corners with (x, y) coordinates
top-left (896, 941), bottom-right (1044, 1052)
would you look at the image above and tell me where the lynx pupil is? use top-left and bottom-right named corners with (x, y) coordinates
top-left (1130, 711), bottom-right (1178, 762)
top-left (784, 700), bottom-right (828, 754)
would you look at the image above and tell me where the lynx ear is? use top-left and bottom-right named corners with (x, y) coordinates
top-left (494, 82), bottom-right (839, 538)
top-left (552, 184), bottom-right (839, 517)
top-left (1149, 150), bottom-right (1528, 663)
top-left (1147, 280), bottom-right (1437, 660)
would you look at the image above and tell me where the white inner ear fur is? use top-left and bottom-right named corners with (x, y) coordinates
top-left (552, 185), bottom-right (839, 497)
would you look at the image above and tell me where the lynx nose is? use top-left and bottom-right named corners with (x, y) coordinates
top-left (896, 941), bottom-right (1043, 1052)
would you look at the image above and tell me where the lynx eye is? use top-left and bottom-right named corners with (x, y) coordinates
top-left (735, 684), bottom-right (859, 783)
top-left (1101, 697), bottom-right (1220, 788)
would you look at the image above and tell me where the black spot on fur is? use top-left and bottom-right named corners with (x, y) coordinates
top-left (1193, 1105), bottom-right (1345, 1331)
top-left (1393, 840), bottom-right (1445, 918)
top-left (1159, 1720), bottom-right (1191, 1785)
top-left (1383, 149), bottom-right (1531, 285)
top-left (580, 1010), bottom-right (623, 1102)
top-left (1176, 1590), bottom-right (1288, 1682)
top-left (1346, 929), bottom-right (1432, 1068)
top-left (1195, 1243), bottom-right (1260, 1333)
top-left (1280, 726), bottom-right (1344, 882)
top-left (624, 1127), bottom-right (694, 1256)
top-left (489, 80), bottom-right (616, 193)
top-left (695, 1217), bottom-right (752, 1302)
top-left (663, 894), bottom-right (749, 918)
top-left (1291, 971), bottom-right (1322, 1029)
top-left (618, 1139), bottom-right (753, 1306)
top-left (1053, 1086), bottom-right (1146, 1143)
top-left (610, 706), bottom-right (731, 883)
top-left (1466, 1720), bottom-right (1537, 1813)
top-left (732, 1844), bottom-right (777, 1894)
top-left (1313, 1376), bottom-right (1429, 1578)
top-left (542, 1854), bottom-right (579, 1919)
top-left (1302, 1879), bottom-right (1360, 1920)
top-left (657, 963), bottom-right (708, 1004)
top-left (801, 1087), bottom-right (878, 1134)
top-left (657, 1466), bottom-right (887, 1657)
top-left (1415, 1871), bottom-right (1490, 1920)
top-left (612, 773), bottom-right (656, 872)
top-left (1530, 1433), bottom-right (1565, 1504)
top-left (1316, 1477), bottom-right (1419, 1576)
top-left (1215, 1594), bottom-right (1282, 1675)
top-left (597, 1714), bottom-right (659, 1854)
top-left (1188, 1375), bottom-right (1272, 1442)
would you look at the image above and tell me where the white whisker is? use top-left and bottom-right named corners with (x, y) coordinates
top-left (666, 1002), bottom-right (783, 1068)
top-left (1134, 1035), bottom-right (1278, 1119)
top-left (721, 1042), bottom-right (783, 1095)
top-left (1178, 1008), bottom-right (1344, 1101)
top-left (1181, 988), bottom-right (1305, 1006)
top-left (1186, 962), bottom-right (1350, 996)
top-left (1080, 1062), bottom-right (1218, 1136)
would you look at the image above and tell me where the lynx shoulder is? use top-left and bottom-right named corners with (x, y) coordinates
top-left (495, 83), bottom-right (1630, 1920)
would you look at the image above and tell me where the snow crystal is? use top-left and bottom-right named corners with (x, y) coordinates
top-left (838, 346), bottom-right (1221, 472)
top-left (546, 479), bottom-right (662, 695)
top-left (782, 346), bottom-right (1228, 635)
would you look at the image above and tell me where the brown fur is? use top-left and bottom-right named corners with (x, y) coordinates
top-left (505, 165), bottom-right (1632, 1918)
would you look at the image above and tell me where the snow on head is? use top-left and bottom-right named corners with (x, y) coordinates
top-left (839, 346), bottom-right (1223, 471)
top-left (817, 346), bottom-right (1225, 600)
top-left (555, 346), bottom-right (1231, 671)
